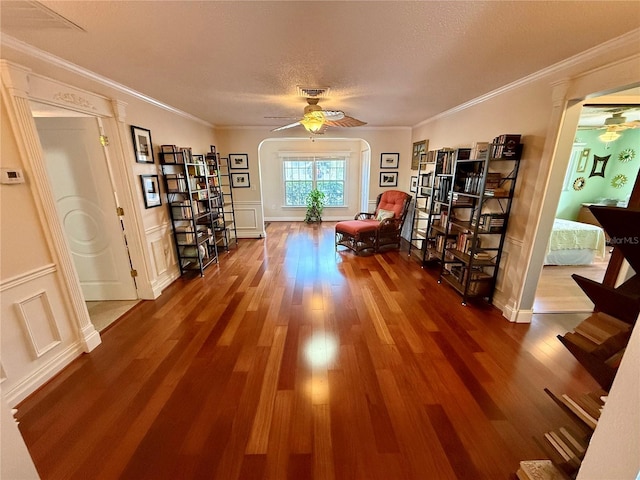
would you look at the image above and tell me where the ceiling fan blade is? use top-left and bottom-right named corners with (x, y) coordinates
top-left (324, 115), bottom-right (367, 128)
top-left (272, 121), bottom-right (302, 132)
top-left (321, 110), bottom-right (345, 121)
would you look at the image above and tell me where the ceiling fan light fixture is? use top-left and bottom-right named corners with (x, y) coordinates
top-left (599, 129), bottom-right (621, 143)
top-left (300, 111), bottom-right (325, 133)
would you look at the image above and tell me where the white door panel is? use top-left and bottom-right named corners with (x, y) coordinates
top-left (35, 117), bottom-right (137, 301)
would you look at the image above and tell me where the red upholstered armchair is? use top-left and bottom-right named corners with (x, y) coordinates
top-left (335, 190), bottom-right (412, 254)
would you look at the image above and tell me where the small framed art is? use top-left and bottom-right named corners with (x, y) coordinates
top-left (140, 175), bottom-right (161, 208)
top-left (410, 175), bottom-right (418, 192)
top-left (380, 153), bottom-right (399, 169)
top-left (231, 172), bottom-right (250, 188)
top-left (589, 154), bottom-right (610, 178)
top-left (131, 125), bottom-right (154, 164)
top-left (229, 153), bottom-right (249, 169)
top-left (379, 171), bottom-right (398, 187)
top-left (411, 140), bottom-right (428, 170)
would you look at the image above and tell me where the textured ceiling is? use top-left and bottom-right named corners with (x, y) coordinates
top-left (2, 1), bottom-right (640, 129)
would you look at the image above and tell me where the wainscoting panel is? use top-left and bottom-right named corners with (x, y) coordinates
top-left (146, 223), bottom-right (179, 297)
top-left (1, 267), bottom-right (85, 406)
top-left (16, 290), bottom-right (61, 358)
top-left (234, 201), bottom-right (265, 238)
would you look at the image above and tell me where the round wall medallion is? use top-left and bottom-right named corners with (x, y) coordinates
top-left (611, 174), bottom-right (628, 189)
top-left (618, 148), bottom-right (635, 163)
top-left (573, 177), bottom-right (586, 191)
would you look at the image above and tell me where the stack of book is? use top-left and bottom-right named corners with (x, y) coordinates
top-left (485, 172), bottom-right (502, 189)
top-left (516, 460), bottom-right (564, 480)
top-left (484, 187), bottom-right (509, 197)
top-left (559, 389), bottom-right (607, 430)
top-left (562, 311), bottom-right (631, 370)
top-left (450, 192), bottom-right (474, 206)
top-left (472, 250), bottom-right (492, 261)
top-left (491, 134), bottom-right (522, 159)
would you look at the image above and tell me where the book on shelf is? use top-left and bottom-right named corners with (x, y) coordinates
top-left (558, 426), bottom-right (587, 456)
top-left (544, 430), bottom-right (582, 468)
top-left (560, 393), bottom-right (598, 429)
top-left (484, 187), bottom-right (509, 197)
top-left (485, 172), bottom-right (502, 189)
top-left (492, 134), bottom-right (522, 159)
top-left (516, 460), bottom-right (564, 480)
top-left (573, 311), bottom-right (630, 345)
top-left (472, 141), bottom-right (489, 161)
top-left (473, 250), bottom-right (492, 260)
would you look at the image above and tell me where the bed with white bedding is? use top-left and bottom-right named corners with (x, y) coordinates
top-left (544, 218), bottom-right (606, 265)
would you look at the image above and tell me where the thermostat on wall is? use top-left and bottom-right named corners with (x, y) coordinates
top-left (1, 168), bottom-right (25, 184)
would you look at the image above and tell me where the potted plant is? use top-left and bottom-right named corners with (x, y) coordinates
top-left (304, 188), bottom-right (326, 223)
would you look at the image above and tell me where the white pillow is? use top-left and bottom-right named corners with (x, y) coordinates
top-left (376, 208), bottom-right (395, 222)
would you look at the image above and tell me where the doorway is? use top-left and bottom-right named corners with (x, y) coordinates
top-left (32, 106), bottom-right (139, 331)
top-left (533, 100), bottom-right (640, 314)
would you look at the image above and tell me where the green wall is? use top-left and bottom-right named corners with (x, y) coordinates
top-left (556, 129), bottom-right (639, 220)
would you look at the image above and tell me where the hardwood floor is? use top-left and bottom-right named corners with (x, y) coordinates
top-left (533, 252), bottom-right (610, 314)
top-left (16, 222), bottom-right (599, 480)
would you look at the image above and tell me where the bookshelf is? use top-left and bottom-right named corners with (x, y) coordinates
top-left (559, 206), bottom-right (640, 390)
top-left (160, 146), bottom-right (220, 276)
top-left (435, 136), bottom-right (522, 305)
top-left (205, 147), bottom-right (238, 251)
top-left (408, 148), bottom-right (455, 264)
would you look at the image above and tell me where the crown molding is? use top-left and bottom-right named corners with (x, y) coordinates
top-left (413, 28), bottom-right (640, 129)
top-left (1, 33), bottom-right (213, 128)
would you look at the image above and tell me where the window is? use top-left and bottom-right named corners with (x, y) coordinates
top-left (283, 155), bottom-right (347, 207)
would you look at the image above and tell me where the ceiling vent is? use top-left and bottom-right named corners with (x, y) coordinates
top-left (1, 1), bottom-right (85, 31)
top-left (296, 86), bottom-right (331, 98)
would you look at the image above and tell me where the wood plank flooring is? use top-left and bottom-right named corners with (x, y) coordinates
top-left (16, 222), bottom-right (599, 480)
top-left (533, 253), bottom-right (610, 314)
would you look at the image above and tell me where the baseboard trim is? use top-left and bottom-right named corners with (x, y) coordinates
top-left (4, 342), bottom-right (85, 407)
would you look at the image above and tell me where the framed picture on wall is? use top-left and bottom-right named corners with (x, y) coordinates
top-left (410, 175), bottom-right (418, 192)
top-left (379, 171), bottom-right (398, 187)
top-left (576, 148), bottom-right (590, 172)
top-left (231, 172), bottom-right (250, 188)
top-left (380, 153), bottom-right (399, 169)
top-left (412, 140), bottom-right (428, 170)
top-left (140, 175), bottom-right (161, 208)
top-left (589, 154), bottom-right (610, 178)
top-left (131, 125), bottom-right (154, 164)
top-left (229, 153), bottom-right (249, 169)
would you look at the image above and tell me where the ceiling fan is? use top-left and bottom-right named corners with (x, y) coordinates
top-left (596, 112), bottom-right (640, 132)
top-left (578, 107), bottom-right (640, 142)
top-left (269, 95), bottom-right (367, 134)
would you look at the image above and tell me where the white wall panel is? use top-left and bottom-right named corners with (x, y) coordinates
top-left (234, 201), bottom-right (265, 238)
top-left (0, 269), bottom-right (83, 406)
top-left (16, 290), bottom-right (61, 358)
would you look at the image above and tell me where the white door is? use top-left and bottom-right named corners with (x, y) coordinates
top-left (35, 117), bottom-right (138, 301)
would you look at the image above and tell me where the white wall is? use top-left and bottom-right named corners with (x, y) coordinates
top-left (215, 127), bottom-right (412, 235)
top-left (259, 137), bottom-right (365, 221)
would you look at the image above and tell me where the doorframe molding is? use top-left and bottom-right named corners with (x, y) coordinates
top-left (0, 60), bottom-right (153, 350)
top-left (509, 54), bottom-right (640, 322)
